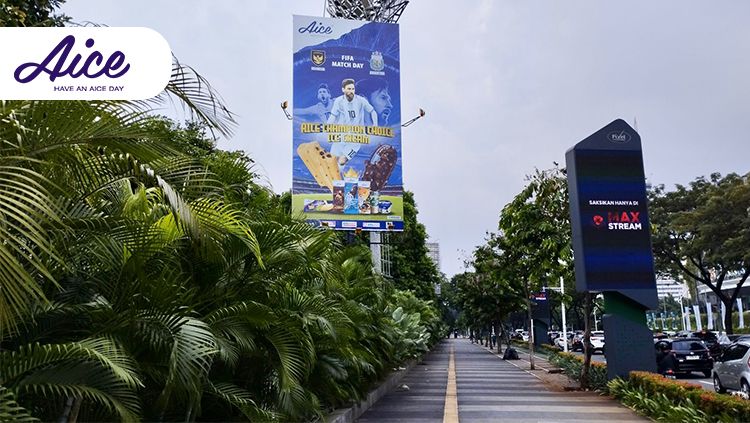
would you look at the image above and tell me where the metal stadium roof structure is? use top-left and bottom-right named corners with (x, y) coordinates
top-left (326, 0), bottom-right (409, 23)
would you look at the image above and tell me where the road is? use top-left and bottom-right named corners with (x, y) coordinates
top-left (358, 339), bottom-right (646, 422)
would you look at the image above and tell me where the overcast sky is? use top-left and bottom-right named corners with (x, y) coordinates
top-left (63, 0), bottom-right (750, 277)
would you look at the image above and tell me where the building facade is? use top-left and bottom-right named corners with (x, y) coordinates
top-left (426, 242), bottom-right (440, 269)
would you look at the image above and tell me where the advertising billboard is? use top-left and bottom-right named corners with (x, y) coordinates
top-left (566, 119), bottom-right (658, 309)
top-left (292, 15), bottom-right (403, 231)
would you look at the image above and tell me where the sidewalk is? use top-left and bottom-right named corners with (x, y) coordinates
top-left (357, 338), bottom-right (646, 422)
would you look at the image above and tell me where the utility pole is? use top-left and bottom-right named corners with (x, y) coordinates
top-left (561, 276), bottom-right (568, 352)
top-left (525, 283), bottom-right (535, 370)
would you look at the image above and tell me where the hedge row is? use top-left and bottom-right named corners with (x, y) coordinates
top-left (608, 371), bottom-right (750, 422)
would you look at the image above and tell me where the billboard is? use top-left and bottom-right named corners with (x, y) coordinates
top-left (292, 15), bottom-right (403, 231)
top-left (530, 291), bottom-right (550, 321)
top-left (566, 119), bottom-right (658, 309)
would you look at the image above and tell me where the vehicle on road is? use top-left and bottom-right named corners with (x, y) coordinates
top-left (691, 330), bottom-right (722, 359)
top-left (591, 330), bottom-right (605, 354)
top-left (555, 333), bottom-right (573, 350)
top-left (655, 338), bottom-right (713, 377)
top-left (712, 340), bottom-right (750, 395)
top-left (571, 334), bottom-right (583, 351)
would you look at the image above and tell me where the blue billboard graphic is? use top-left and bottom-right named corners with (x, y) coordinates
top-left (292, 15), bottom-right (403, 231)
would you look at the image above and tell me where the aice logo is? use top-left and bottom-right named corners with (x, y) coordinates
top-left (607, 130), bottom-right (631, 144)
top-left (14, 35), bottom-right (130, 83)
top-left (298, 21), bottom-right (333, 35)
top-left (0, 27), bottom-right (171, 100)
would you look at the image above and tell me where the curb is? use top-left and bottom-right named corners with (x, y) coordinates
top-left (325, 359), bottom-right (417, 423)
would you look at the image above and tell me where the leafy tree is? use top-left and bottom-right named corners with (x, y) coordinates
top-left (143, 118), bottom-right (273, 212)
top-left (0, 0), bottom-right (69, 26)
top-left (451, 238), bottom-right (525, 352)
top-left (650, 173), bottom-right (750, 334)
top-left (497, 167), bottom-right (575, 366)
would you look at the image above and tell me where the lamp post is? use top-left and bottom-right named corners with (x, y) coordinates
top-left (561, 276), bottom-right (568, 352)
top-left (678, 291), bottom-right (687, 331)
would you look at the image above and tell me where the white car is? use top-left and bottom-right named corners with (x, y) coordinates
top-left (712, 340), bottom-right (750, 394)
top-left (555, 333), bottom-right (573, 350)
top-left (590, 331), bottom-right (605, 354)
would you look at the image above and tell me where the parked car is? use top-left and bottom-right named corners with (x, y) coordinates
top-left (571, 334), bottom-right (583, 351)
top-left (555, 333), bottom-right (573, 350)
top-left (654, 338), bottom-right (713, 377)
top-left (590, 331), bottom-right (605, 354)
top-left (712, 340), bottom-right (750, 395)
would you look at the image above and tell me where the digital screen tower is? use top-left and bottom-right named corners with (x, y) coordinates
top-left (567, 120), bottom-right (657, 308)
top-left (566, 119), bottom-right (658, 379)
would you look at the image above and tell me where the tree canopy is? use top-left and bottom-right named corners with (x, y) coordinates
top-left (650, 172), bottom-right (750, 333)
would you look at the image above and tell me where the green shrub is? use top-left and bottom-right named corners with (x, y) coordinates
top-left (547, 351), bottom-right (608, 391)
top-left (608, 378), bottom-right (711, 422)
top-left (615, 371), bottom-right (750, 422)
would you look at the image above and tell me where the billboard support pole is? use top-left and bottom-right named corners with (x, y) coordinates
top-left (370, 231), bottom-right (381, 274)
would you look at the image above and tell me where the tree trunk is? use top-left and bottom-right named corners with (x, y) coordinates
top-left (580, 292), bottom-right (592, 389)
top-left (494, 320), bottom-right (502, 354)
top-left (69, 397), bottom-right (81, 423)
top-left (526, 291), bottom-right (535, 370)
top-left (723, 296), bottom-right (735, 335)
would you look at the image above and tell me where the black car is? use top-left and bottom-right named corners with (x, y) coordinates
top-left (654, 338), bottom-right (713, 377)
top-left (571, 334), bottom-right (583, 352)
top-left (691, 331), bottom-right (722, 359)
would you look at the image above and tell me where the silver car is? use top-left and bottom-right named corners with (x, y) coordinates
top-left (712, 340), bottom-right (750, 394)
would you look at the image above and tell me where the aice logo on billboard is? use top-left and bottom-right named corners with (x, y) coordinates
top-left (298, 20), bottom-right (333, 35)
top-left (0, 27), bottom-right (172, 100)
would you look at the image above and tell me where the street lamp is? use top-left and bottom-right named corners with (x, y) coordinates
top-left (546, 277), bottom-right (568, 352)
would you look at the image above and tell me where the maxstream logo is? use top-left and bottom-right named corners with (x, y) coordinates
top-left (592, 211), bottom-right (642, 231)
top-left (0, 28), bottom-right (172, 100)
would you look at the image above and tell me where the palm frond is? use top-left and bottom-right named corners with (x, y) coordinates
top-left (156, 317), bottom-right (217, 413)
top-left (0, 386), bottom-right (38, 422)
top-left (16, 361), bottom-right (140, 422)
top-left (136, 58), bottom-right (237, 138)
top-left (0, 337), bottom-right (142, 389)
top-left (205, 381), bottom-right (279, 421)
